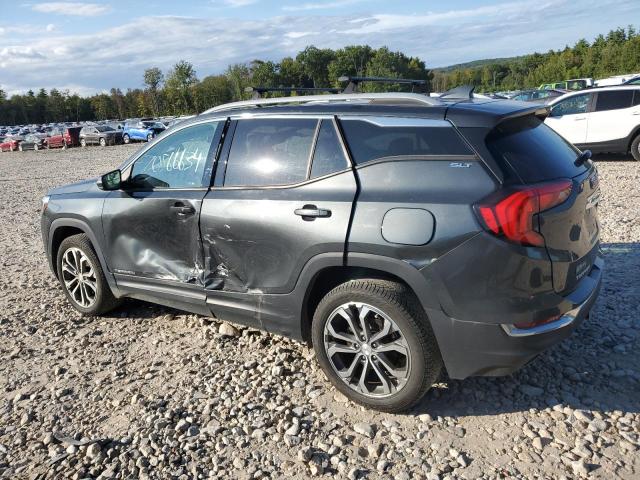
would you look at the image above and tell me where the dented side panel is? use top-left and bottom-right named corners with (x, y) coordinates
top-left (101, 189), bottom-right (208, 284)
top-left (200, 171), bottom-right (357, 298)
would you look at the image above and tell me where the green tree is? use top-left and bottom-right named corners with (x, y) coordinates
top-left (164, 60), bottom-right (198, 114)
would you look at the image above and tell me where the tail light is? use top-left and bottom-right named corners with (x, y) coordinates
top-left (475, 179), bottom-right (572, 247)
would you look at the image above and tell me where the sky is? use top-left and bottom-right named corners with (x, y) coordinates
top-left (1, 0), bottom-right (639, 96)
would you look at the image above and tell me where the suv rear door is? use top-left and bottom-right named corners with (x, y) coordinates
top-left (200, 116), bottom-right (357, 326)
top-left (586, 89), bottom-right (640, 146)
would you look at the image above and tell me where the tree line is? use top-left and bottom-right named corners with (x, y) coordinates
top-left (432, 26), bottom-right (640, 92)
top-left (1, 26), bottom-right (638, 126)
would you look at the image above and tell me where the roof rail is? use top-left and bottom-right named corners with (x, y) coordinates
top-left (439, 85), bottom-right (475, 99)
top-left (245, 86), bottom-right (342, 99)
top-left (202, 92), bottom-right (442, 114)
top-left (338, 76), bottom-right (428, 93)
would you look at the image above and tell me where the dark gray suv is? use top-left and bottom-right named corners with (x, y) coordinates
top-left (41, 92), bottom-right (603, 412)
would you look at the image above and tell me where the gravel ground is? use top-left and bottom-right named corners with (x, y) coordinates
top-left (0, 145), bottom-right (638, 480)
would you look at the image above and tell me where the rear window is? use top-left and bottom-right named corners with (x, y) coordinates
top-left (340, 119), bottom-right (472, 165)
top-left (486, 116), bottom-right (588, 183)
top-left (595, 90), bottom-right (634, 112)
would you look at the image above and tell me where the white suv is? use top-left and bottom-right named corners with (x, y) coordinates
top-left (545, 86), bottom-right (640, 160)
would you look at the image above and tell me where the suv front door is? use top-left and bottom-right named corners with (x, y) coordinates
top-left (200, 117), bottom-right (357, 329)
top-left (102, 120), bottom-right (224, 297)
top-left (546, 92), bottom-right (592, 146)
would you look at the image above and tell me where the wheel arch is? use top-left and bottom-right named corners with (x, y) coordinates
top-left (49, 218), bottom-right (119, 293)
top-left (299, 253), bottom-right (441, 344)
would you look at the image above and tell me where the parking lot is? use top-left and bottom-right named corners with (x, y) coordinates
top-left (0, 145), bottom-right (638, 479)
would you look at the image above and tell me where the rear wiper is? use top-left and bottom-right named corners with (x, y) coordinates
top-left (575, 149), bottom-right (592, 167)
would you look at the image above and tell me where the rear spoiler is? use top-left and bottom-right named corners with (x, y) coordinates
top-left (445, 100), bottom-right (550, 129)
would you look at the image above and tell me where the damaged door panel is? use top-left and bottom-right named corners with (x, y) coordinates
top-left (201, 117), bottom-right (357, 326)
top-left (102, 121), bottom-right (224, 286)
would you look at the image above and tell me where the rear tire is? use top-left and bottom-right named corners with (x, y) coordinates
top-left (99, 137), bottom-right (106, 147)
top-left (80, 138), bottom-right (87, 148)
top-left (18, 144), bottom-right (23, 152)
top-left (34, 143), bottom-right (38, 151)
top-left (123, 134), bottom-right (130, 144)
top-left (311, 279), bottom-right (443, 413)
top-left (631, 134), bottom-right (640, 161)
top-left (56, 234), bottom-right (121, 316)
top-left (146, 133), bottom-right (154, 142)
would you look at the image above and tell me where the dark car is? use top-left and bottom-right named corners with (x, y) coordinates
top-left (79, 125), bottom-right (123, 147)
top-left (41, 91), bottom-right (603, 412)
top-left (511, 88), bottom-right (567, 103)
top-left (623, 76), bottom-right (640, 85)
top-left (46, 126), bottom-right (82, 149)
top-left (19, 133), bottom-right (47, 151)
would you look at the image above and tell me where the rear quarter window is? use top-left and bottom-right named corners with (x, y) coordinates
top-left (595, 90), bottom-right (634, 111)
top-left (339, 118), bottom-right (472, 165)
top-left (486, 116), bottom-right (588, 183)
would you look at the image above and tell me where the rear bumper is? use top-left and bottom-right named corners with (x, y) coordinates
top-left (429, 255), bottom-right (603, 379)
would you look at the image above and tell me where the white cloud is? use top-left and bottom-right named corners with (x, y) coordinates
top-left (282, 0), bottom-right (363, 12)
top-left (31, 2), bottom-right (112, 16)
top-left (46, 24), bottom-right (56, 32)
top-left (220, 0), bottom-right (257, 7)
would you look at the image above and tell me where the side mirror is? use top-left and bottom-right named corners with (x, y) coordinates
top-left (97, 169), bottom-right (122, 190)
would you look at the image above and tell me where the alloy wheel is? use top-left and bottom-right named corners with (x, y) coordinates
top-left (61, 247), bottom-right (97, 308)
top-left (323, 302), bottom-right (411, 398)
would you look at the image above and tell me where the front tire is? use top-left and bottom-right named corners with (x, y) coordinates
top-left (18, 144), bottom-right (23, 152)
top-left (56, 234), bottom-right (121, 316)
top-left (631, 134), bottom-right (640, 161)
top-left (99, 137), bottom-right (106, 147)
top-left (146, 133), bottom-right (154, 142)
top-left (80, 138), bottom-right (87, 148)
top-left (34, 143), bottom-right (38, 151)
top-left (311, 279), bottom-right (443, 412)
top-left (123, 134), bottom-right (130, 144)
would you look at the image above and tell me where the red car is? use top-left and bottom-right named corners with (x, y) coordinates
top-left (0, 137), bottom-right (20, 152)
top-left (46, 127), bottom-right (81, 149)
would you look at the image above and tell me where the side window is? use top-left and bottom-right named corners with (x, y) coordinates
top-left (634, 91), bottom-right (640, 106)
top-left (551, 94), bottom-right (590, 116)
top-left (130, 122), bottom-right (220, 189)
top-left (224, 118), bottom-right (316, 187)
top-left (310, 120), bottom-right (348, 179)
top-left (595, 90), bottom-right (634, 112)
top-left (340, 118), bottom-right (472, 165)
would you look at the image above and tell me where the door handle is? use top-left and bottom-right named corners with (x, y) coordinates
top-left (170, 202), bottom-right (196, 216)
top-left (573, 117), bottom-right (586, 121)
top-left (295, 205), bottom-right (331, 220)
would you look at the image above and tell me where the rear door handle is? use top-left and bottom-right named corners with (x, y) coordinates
top-left (170, 202), bottom-right (196, 216)
top-left (295, 205), bottom-right (331, 220)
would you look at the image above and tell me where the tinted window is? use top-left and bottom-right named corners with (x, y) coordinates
top-left (224, 118), bottom-right (317, 187)
top-left (551, 94), bottom-right (590, 116)
top-left (595, 90), bottom-right (634, 112)
top-left (130, 122), bottom-right (220, 189)
top-left (310, 120), bottom-right (348, 178)
top-left (340, 119), bottom-right (472, 165)
top-left (634, 91), bottom-right (640, 106)
top-left (487, 116), bottom-right (588, 183)
top-left (96, 126), bottom-right (114, 132)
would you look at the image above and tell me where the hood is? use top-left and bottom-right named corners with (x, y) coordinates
top-left (48, 177), bottom-right (98, 196)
